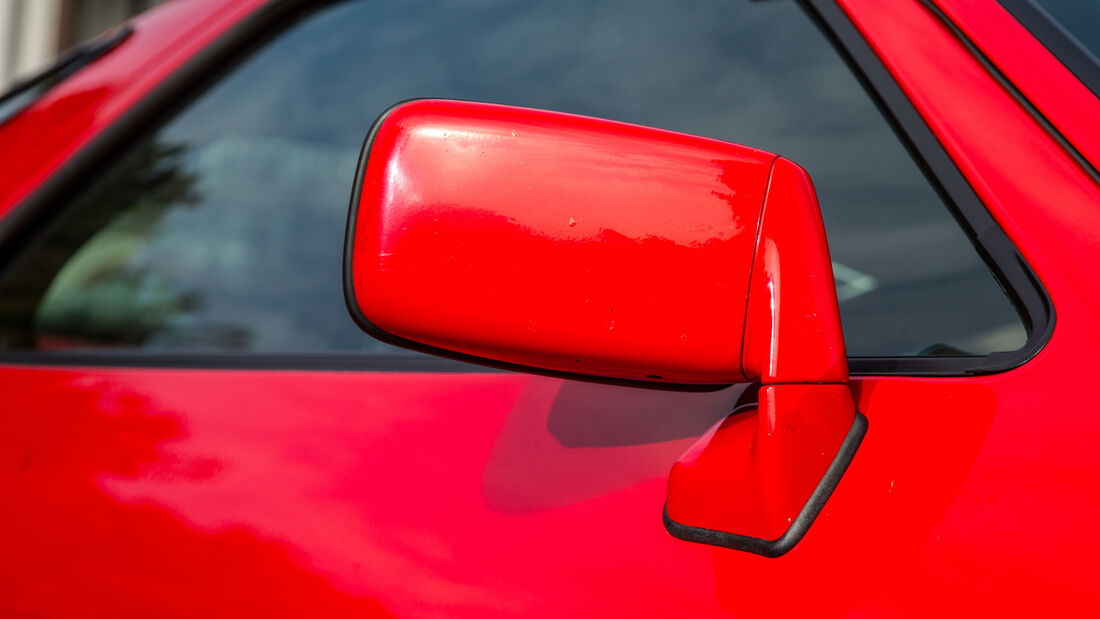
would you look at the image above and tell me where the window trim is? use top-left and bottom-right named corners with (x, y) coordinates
top-left (0, 25), bottom-right (133, 129)
top-left (804, 0), bottom-right (1054, 377)
top-left (0, 0), bottom-right (1054, 377)
top-left (997, 0), bottom-right (1100, 102)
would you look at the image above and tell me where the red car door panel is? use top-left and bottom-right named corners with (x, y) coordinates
top-left (0, 0), bottom-right (1096, 616)
top-left (0, 367), bottom-right (1031, 616)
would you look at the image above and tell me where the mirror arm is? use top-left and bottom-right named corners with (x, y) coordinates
top-left (664, 158), bottom-right (868, 557)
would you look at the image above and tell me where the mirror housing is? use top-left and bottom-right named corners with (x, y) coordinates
top-left (345, 99), bottom-right (775, 385)
top-left (344, 100), bottom-right (866, 555)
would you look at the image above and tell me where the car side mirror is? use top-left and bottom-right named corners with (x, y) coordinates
top-left (344, 99), bottom-right (866, 556)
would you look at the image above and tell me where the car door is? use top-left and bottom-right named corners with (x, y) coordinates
top-left (0, 0), bottom-right (1093, 616)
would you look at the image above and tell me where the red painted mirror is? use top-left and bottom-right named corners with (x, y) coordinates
top-left (344, 99), bottom-right (866, 556)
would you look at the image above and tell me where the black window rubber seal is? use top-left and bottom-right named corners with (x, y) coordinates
top-left (0, 0), bottom-right (1054, 376)
top-left (802, 0), bottom-right (1055, 377)
top-left (663, 410), bottom-right (869, 557)
top-left (997, 0), bottom-right (1100, 102)
top-left (927, 0), bottom-right (1100, 192)
top-left (0, 25), bottom-right (133, 129)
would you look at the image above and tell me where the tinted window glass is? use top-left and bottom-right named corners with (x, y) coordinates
top-left (0, 0), bottom-right (1026, 357)
top-left (1027, 0), bottom-right (1100, 60)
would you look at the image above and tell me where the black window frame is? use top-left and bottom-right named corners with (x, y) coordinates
top-left (0, 0), bottom-right (1054, 377)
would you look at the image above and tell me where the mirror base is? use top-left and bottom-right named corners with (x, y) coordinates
top-left (663, 411), bottom-right (867, 558)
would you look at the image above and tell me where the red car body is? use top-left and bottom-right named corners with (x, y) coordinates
top-left (0, 0), bottom-right (1098, 616)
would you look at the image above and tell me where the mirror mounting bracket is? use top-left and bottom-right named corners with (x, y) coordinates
top-left (662, 158), bottom-right (868, 557)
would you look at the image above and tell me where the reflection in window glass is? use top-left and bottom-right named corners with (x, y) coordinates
top-left (0, 0), bottom-right (1026, 356)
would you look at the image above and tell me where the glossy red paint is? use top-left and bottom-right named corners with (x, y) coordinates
top-left (928, 0), bottom-right (1100, 170)
top-left (741, 158), bottom-right (847, 385)
top-left (352, 101), bottom-right (859, 551)
top-left (0, 0), bottom-right (268, 215)
top-left (835, 0), bottom-right (1100, 612)
top-left (350, 99), bottom-right (774, 384)
top-left (1, 0), bottom-right (1100, 616)
top-left (665, 157), bottom-right (858, 551)
top-left (667, 384), bottom-right (856, 542)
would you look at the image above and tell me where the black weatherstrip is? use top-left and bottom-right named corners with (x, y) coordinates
top-left (917, 0), bottom-right (1100, 188)
top-left (801, 0), bottom-right (1054, 377)
top-left (0, 25), bottom-right (132, 128)
top-left (664, 411), bottom-right (869, 558)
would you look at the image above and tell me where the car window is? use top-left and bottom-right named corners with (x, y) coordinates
top-left (0, 0), bottom-right (1026, 357)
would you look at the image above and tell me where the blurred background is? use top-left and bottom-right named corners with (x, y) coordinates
top-left (0, 0), bottom-right (164, 89)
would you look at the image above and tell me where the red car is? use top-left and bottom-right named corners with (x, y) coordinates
top-left (0, 0), bottom-right (1097, 616)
